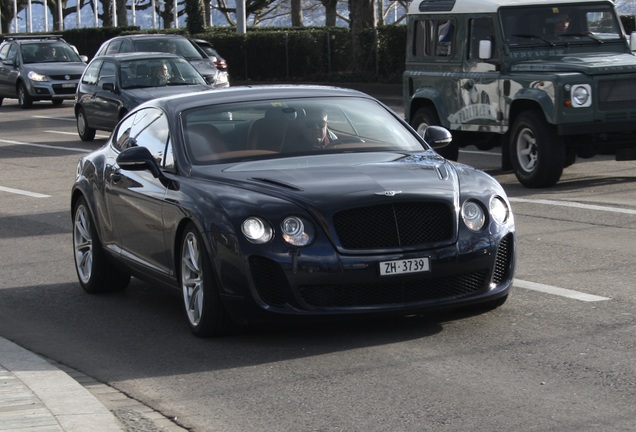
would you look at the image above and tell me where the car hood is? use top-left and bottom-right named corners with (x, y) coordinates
top-left (126, 84), bottom-right (211, 102)
top-left (27, 62), bottom-right (87, 74)
top-left (214, 151), bottom-right (459, 209)
top-left (510, 52), bottom-right (636, 75)
top-left (187, 59), bottom-right (218, 77)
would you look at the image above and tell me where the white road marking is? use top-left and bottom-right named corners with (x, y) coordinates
top-left (0, 138), bottom-right (92, 153)
top-left (460, 149), bottom-right (501, 156)
top-left (45, 130), bottom-right (78, 136)
top-left (514, 279), bottom-right (610, 302)
top-left (510, 197), bottom-right (636, 216)
top-left (0, 186), bottom-right (50, 198)
top-left (45, 130), bottom-right (110, 139)
top-left (33, 115), bottom-right (75, 122)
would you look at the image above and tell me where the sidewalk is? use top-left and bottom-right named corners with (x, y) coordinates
top-left (0, 336), bottom-right (124, 432)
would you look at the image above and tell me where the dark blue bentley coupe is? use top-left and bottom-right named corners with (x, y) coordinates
top-left (71, 85), bottom-right (515, 336)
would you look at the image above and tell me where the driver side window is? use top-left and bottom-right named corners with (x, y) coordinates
top-left (114, 108), bottom-right (171, 167)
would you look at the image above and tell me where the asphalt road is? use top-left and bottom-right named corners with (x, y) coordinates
top-left (1, 98), bottom-right (635, 431)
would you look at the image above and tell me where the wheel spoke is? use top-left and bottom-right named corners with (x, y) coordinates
top-left (74, 206), bottom-right (94, 283)
top-left (182, 232), bottom-right (204, 326)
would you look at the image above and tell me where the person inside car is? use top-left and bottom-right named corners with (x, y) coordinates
top-left (549, 13), bottom-right (570, 36)
top-left (151, 64), bottom-right (171, 86)
top-left (287, 107), bottom-right (336, 151)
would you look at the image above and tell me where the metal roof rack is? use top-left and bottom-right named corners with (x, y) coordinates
top-left (2, 34), bottom-right (65, 42)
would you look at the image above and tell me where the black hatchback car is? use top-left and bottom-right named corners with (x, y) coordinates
top-left (95, 34), bottom-right (229, 88)
top-left (75, 52), bottom-right (212, 141)
top-left (0, 35), bottom-right (88, 108)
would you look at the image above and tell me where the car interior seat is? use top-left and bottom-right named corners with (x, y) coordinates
top-left (247, 107), bottom-right (297, 152)
top-left (120, 71), bottom-right (130, 88)
top-left (136, 64), bottom-right (150, 78)
top-left (186, 124), bottom-right (228, 162)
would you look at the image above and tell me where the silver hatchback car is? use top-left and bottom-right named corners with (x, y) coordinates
top-left (0, 35), bottom-right (88, 109)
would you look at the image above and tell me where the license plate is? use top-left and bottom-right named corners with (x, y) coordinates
top-left (62, 83), bottom-right (75, 88)
top-left (380, 257), bottom-right (430, 276)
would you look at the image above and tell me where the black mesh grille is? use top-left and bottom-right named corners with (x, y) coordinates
top-left (492, 233), bottom-right (514, 285)
top-left (333, 202), bottom-right (454, 249)
top-left (598, 79), bottom-right (636, 111)
top-left (249, 256), bottom-right (290, 306)
top-left (299, 270), bottom-right (488, 308)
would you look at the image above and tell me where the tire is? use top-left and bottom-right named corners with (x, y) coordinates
top-left (17, 83), bottom-right (33, 109)
top-left (72, 196), bottom-right (130, 293)
top-left (179, 223), bottom-right (233, 337)
top-left (411, 106), bottom-right (459, 160)
top-left (77, 108), bottom-right (96, 142)
top-left (510, 110), bottom-right (565, 188)
top-left (52, 98), bottom-right (64, 106)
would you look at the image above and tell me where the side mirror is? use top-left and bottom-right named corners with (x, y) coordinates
top-left (116, 146), bottom-right (163, 178)
top-left (479, 40), bottom-right (492, 60)
top-left (102, 82), bottom-right (115, 92)
top-left (630, 32), bottom-right (636, 51)
top-left (80, 55), bottom-right (89, 63)
top-left (423, 125), bottom-right (453, 149)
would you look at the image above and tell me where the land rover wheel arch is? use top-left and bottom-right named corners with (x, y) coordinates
top-left (510, 110), bottom-right (565, 188)
top-left (411, 106), bottom-right (459, 161)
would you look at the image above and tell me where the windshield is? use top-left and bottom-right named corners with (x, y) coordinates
top-left (22, 42), bottom-right (82, 64)
top-left (131, 38), bottom-right (204, 60)
top-left (182, 97), bottom-right (426, 164)
top-left (501, 3), bottom-right (623, 47)
top-left (119, 58), bottom-right (207, 89)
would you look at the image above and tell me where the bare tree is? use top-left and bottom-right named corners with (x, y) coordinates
top-left (186, 0), bottom-right (206, 32)
top-left (349, 0), bottom-right (375, 71)
top-left (290, 0), bottom-right (302, 26)
top-left (320, 0), bottom-right (338, 27)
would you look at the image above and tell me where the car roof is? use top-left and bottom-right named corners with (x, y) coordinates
top-left (408, 0), bottom-right (613, 14)
top-left (141, 85), bottom-right (372, 114)
top-left (91, 52), bottom-right (185, 62)
top-left (109, 34), bottom-right (191, 40)
top-left (1, 35), bottom-right (67, 44)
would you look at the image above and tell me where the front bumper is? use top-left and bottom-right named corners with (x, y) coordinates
top-left (27, 79), bottom-right (78, 100)
top-left (219, 232), bottom-right (515, 323)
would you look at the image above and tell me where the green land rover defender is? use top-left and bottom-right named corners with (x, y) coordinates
top-left (403, 0), bottom-right (636, 187)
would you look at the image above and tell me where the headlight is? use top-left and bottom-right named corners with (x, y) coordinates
top-left (241, 217), bottom-right (273, 244)
top-left (570, 84), bottom-right (591, 108)
top-left (281, 216), bottom-right (314, 246)
top-left (28, 71), bottom-right (48, 82)
top-left (489, 196), bottom-right (510, 225)
top-left (216, 72), bottom-right (229, 85)
top-left (461, 200), bottom-right (486, 232)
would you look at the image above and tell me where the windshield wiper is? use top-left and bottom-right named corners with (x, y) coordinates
top-left (560, 32), bottom-right (604, 44)
top-left (511, 34), bottom-right (556, 47)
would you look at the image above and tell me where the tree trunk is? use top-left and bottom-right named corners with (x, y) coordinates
top-left (349, 0), bottom-right (376, 72)
top-left (117, 0), bottom-right (128, 26)
top-left (290, 0), bottom-right (303, 27)
top-left (322, 0), bottom-right (338, 27)
top-left (186, 0), bottom-right (206, 33)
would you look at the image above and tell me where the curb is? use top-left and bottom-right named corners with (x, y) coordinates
top-left (0, 337), bottom-right (124, 432)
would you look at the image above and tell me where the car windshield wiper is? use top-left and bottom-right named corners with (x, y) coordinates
top-left (560, 32), bottom-right (604, 44)
top-left (511, 34), bottom-right (556, 47)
